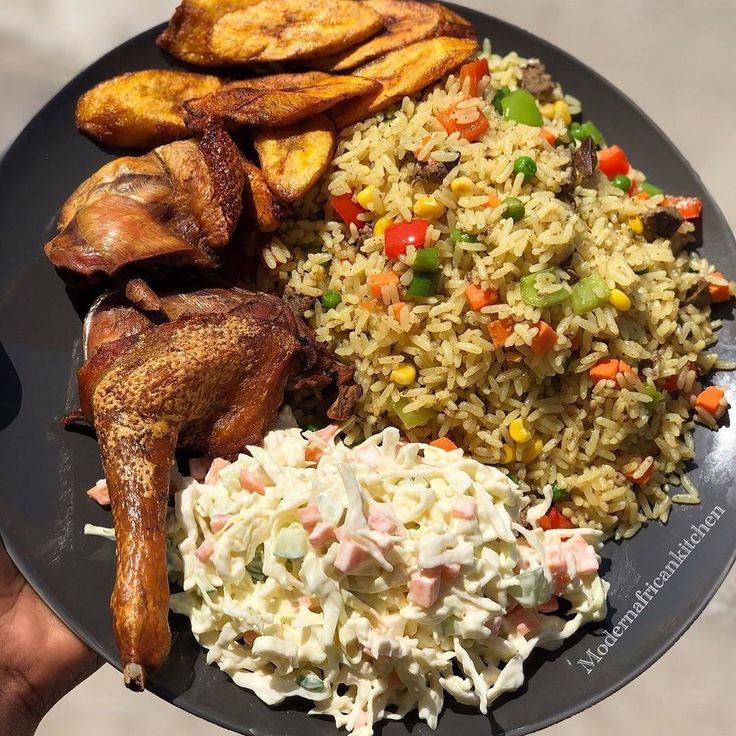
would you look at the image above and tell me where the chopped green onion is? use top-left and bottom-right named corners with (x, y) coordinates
top-left (500, 90), bottom-right (543, 127)
top-left (641, 181), bottom-right (664, 196)
top-left (273, 526), bottom-right (308, 560)
top-left (570, 273), bottom-right (611, 315)
top-left (388, 396), bottom-right (436, 430)
top-left (450, 228), bottom-right (478, 245)
top-left (551, 482), bottom-right (569, 502)
top-left (643, 383), bottom-right (665, 404)
top-left (407, 270), bottom-right (440, 298)
top-left (492, 86), bottom-right (511, 114)
top-left (246, 547), bottom-right (266, 582)
top-left (413, 246), bottom-right (440, 272)
top-left (520, 270), bottom-right (571, 308)
top-left (296, 671), bottom-right (325, 692)
top-left (321, 289), bottom-right (341, 310)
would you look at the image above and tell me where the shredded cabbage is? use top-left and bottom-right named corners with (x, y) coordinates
top-left (167, 426), bottom-right (608, 735)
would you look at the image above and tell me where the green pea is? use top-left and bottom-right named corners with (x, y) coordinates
top-left (450, 228), bottom-right (478, 244)
top-left (321, 289), bottom-right (341, 309)
top-left (513, 156), bottom-right (537, 179)
top-left (503, 197), bottom-right (525, 222)
top-left (611, 175), bottom-right (631, 192)
top-left (493, 86), bottom-right (512, 114)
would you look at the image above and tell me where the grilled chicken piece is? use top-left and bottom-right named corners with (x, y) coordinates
top-left (77, 285), bottom-right (362, 689)
top-left (44, 126), bottom-right (245, 281)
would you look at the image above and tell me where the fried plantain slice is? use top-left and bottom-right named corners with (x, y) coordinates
top-left (185, 71), bottom-right (380, 130)
top-left (156, 0), bottom-right (264, 66)
top-left (75, 69), bottom-right (223, 149)
top-left (331, 36), bottom-right (479, 129)
top-left (241, 161), bottom-right (283, 232)
top-left (254, 114), bottom-right (336, 204)
top-left (209, 0), bottom-right (384, 64)
top-left (313, 0), bottom-right (475, 73)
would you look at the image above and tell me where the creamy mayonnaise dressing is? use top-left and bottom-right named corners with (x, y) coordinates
top-left (165, 416), bottom-right (608, 735)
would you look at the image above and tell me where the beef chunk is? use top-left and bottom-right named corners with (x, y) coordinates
top-left (557, 148), bottom-right (577, 206)
top-left (642, 207), bottom-right (684, 242)
top-left (683, 278), bottom-right (711, 307)
top-left (573, 137), bottom-right (598, 182)
top-left (282, 287), bottom-right (316, 318)
top-left (520, 62), bottom-right (556, 102)
top-left (413, 153), bottom-right (460, 184)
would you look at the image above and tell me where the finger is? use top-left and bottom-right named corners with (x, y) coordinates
top-left (0, 542), bottom-right (23, 602)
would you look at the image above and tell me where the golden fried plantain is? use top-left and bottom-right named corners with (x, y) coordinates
top-left (185, 72), bottom-right (380, 130)
top-left (331, 36), bottom-right (478, 129)
top-left (241, 161), bottom-right (283, 233)
top-left (157, 0), bottom-right (263, 66)
top-left (254, 114), bottom-right (336, 204)
top-left (313, 0), bottom-right (475, 72)
top-left (76, 70), bottom-right (223, 148)
top-left (209, 0), bottom-right (384, 64)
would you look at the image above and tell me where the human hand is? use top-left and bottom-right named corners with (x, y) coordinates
top-left (0, 542), bottom-right (101, 736)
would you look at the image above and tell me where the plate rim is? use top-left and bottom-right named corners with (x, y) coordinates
top-left (0, 5), bottom-right (734, 735)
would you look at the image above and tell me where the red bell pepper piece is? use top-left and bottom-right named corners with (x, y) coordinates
top-left (597, 145), bottom-right (630, 179)
top-left (540, 507), bottom-right (575, 530)
top-left (330, 193), bottom-right (367, 228)
top-left (662, 196), bottom-right (703, 220)
top-left (437, 105), bottom-right (490, 142)
top-left (459, 58), bottom-right (490, 97)
top-left (384, 219), bottom-right (430, 258)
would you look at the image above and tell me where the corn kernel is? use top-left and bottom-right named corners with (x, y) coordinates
top-left (390, 363), bottom-right (417, 386)
top-left (554, 100), bottom-right (572, 125)
top-left (539, 103), bottom-right (556, 120)
top-left (413, 196), bottom-right (445, 219)
top-left (509, 417), bottom-right (531, 444)
top-left (522, 437), bottom-right (544, 464)
top-left (500, 444), bottom-right (515, 464)
top-left (628, 216), bottom-right (643, 235)
top-left (450, 177), bottom-right (475, 197)
top-left (374, 216), bottom-right (392, 237)
top-left (356, 185), bottom-right (378, 209)
top-left (609, 288), bottom-right (632, 312)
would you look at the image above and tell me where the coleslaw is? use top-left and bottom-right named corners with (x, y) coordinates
top-left (166, 418), bottom-right (609, 735)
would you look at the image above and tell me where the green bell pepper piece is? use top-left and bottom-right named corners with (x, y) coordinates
top-left (520, 270), bottom-right (571, 308)
top-left (414, 246), bottom-right (440, 272)
top-left (407, 270), bottom-right (440, 298)
top-left (570, 274), bottom-right (611, 315)
top-left (388, 397), bottom-right (436, 430)
top-left (500, 90), bottom-right (543, 127)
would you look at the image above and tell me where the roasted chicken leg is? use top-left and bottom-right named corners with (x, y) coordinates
top-left (77, 285), bottom-right (361, 690)
top-left (44, 126), bottom-right (245, 280)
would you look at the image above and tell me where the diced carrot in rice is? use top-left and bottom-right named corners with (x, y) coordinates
top-left (695, 386), bottom-right (727, 417)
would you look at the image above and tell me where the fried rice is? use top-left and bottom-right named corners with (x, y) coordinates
top-left (259, 40), bottom-right (733, 539)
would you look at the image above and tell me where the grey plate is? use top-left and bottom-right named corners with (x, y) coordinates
top-left (1, 6), bottom-right (735, 736)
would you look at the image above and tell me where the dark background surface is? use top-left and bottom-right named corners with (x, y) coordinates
top-left (1, 3), bottom-right (735, 736)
